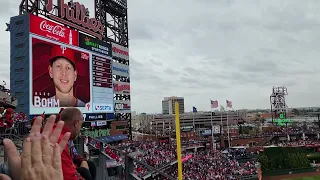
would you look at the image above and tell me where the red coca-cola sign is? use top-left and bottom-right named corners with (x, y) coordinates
top-left (40, 21), bottom-right (65, 37)
top-left (30, 14), bottom-right (79, 46)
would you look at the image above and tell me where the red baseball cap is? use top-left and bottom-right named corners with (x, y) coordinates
top-left (49, 45), bottom-right (76, 68)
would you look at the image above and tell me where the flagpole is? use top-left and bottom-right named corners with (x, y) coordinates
top-left (156, 115), bottom-right (158, 140)
top-left (220, 107), bottom-right (223, 135)
top-left (210, 104), bottom-right (214, 150)
top-left (226, 100), bottom-right (231, 148)
top-left (192, 112), bottom-right (195, 132)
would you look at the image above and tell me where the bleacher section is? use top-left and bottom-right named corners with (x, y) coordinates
top-left (0, 91), bottom-right (17, 107)
top-left (258, 135), bottom-right (274, 146)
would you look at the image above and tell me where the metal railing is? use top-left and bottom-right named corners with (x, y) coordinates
top-left (1, 121), bottom-right (30, 137)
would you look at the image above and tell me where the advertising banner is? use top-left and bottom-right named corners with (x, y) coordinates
top-left (81, 129), bottom-right (110, 138)
top-left (97, 121), bottom-right (107, 126)
top-left (30, 14), bottom-right (79, 46)
top-left (213, 126), bottom-right (220, 134)
top-left (79, 33), bottom-right (112, 57)
top-left (113, 81), bottom-right (130, 94)
top-left (114, 100), bottom-right (131, 113)
top-left (111, 42), bottom-right (129, 60)
top-left (83, 113), bottom-right (107, 121)
top-left (112, 62), bottom-right (129, 77)
top-left (30, 36), bottom-right (91, 114)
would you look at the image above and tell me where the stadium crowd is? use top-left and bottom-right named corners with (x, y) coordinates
top-left (0, 107), bottom-right (28, 134)
top-left (1, 106), bottom-right (320, 180)
top-left (91, 139), bottom-right (259, 179)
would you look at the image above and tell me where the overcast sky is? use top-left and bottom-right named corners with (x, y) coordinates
top-left (1, 0), bottom-right (320, 113)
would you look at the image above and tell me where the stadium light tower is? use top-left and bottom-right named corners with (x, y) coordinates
top-left (270, 86), bottom-right (288, 124)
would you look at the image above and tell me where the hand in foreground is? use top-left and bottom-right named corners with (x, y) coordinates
top-left (0, 174), bottom-right (11, 180)
top-left (3, 115), bottom-right (71, 180)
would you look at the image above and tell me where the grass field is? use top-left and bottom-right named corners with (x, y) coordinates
top-left (284, 176), bottom-right (320, 180)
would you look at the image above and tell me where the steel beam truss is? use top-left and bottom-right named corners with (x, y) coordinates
top-left (95, 0), bottom-right (131, 139)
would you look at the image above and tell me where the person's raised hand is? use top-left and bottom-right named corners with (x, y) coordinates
top-left (3, 115), bottom-right (71, 180)
top-left (0, 174), bottom-right (12, 180)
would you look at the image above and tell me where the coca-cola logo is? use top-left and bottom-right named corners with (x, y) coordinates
top-left (114, 84), bottom-right (130, 92)
top-left (40, 20), bottom-right (66, 38)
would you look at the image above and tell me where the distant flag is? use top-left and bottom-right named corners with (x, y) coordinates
top-left (226, 100), bottom-right (232, 108)
top-left (210, 100), bottom-right (219, 109)
top-left (192, 106), bottom-right (197, 113)
top-left (220, 105), bottom-right (225, 112)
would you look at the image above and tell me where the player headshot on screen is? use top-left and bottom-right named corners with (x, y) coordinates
top-left (48, 45), bottom-right (85, 107)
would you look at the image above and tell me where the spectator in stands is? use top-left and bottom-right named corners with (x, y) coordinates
top-left (1, 115), bottom-right (70, 180)
top-left (0, 107), bottom-right (5, 133)
top-left (0, 107), bottom-right (4, 117)
top-left (4, 108), bottom-right (14, 129)
top-left (69, 139), bottom-right (97, 180)
top-left (59, 107), bottom-right (94, 180)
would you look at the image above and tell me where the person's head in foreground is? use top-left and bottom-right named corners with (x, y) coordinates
top-left (60, 107), bottom-right (84, 139)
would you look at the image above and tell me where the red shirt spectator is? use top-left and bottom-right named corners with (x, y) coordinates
top-left (5, 108), bottom-right (14, 128)
top-left (58, 125), bottom-right (85, 180)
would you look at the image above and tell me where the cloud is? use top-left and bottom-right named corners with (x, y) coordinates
top-left (127, 0), bottom-right (320, 112)
top-left (1, 0), bottom-right (320, 113)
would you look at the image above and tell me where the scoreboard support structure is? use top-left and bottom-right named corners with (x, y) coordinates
top-left (94, 0), bottom-right (131, 139)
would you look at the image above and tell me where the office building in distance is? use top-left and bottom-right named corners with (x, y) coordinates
top-left (162, 96), bottom-right (185, 114)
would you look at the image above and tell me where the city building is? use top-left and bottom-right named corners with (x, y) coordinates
top-left (131, 112), bottom-right (154, 131)
top-left (162, 96), bottom-right (185, 114)
top-left (139, 111), bottom-right (245, 135)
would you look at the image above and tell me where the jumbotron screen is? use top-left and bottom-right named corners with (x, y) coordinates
top-left (29, 14), bottom-right (113, 114)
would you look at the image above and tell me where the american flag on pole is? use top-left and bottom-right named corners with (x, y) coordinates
top-left (226, 100), bottom-right (232, 108)
top-left (210, 100), bottom-right (218, 108)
